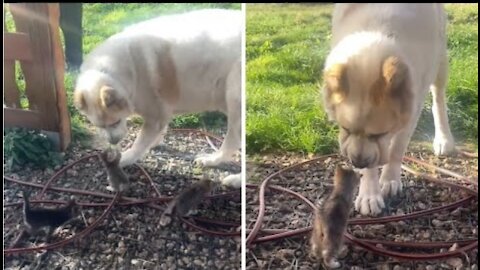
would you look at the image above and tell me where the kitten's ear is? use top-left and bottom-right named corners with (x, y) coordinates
top-left (335, 164), bottom-right (345, 177)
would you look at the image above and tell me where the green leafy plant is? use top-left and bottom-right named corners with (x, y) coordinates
top-left (4, 128), bottom-right (63, 170)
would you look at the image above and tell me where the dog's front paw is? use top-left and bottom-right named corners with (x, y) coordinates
top-left (355, 191), bottom-right (385, 216)
top-left (119, 150), bottom-right (138, 167)
top-left (380, 179), bottom-right (403, 197)
top-left (380, 164), bottom-right (403, 197)
top-left (324, 257), bottom-right (341, 269)
top-left (433, 135), bottom-right (455, 156)
top-left (195, 152), bottom-right (229, 167)
top-left (221, 174), bottom-right (242, 188)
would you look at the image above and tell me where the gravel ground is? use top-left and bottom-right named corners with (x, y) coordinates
top-left (246, 144), bottom-right (478, 270)
top-left (4, 123), bottom-right (241, 270)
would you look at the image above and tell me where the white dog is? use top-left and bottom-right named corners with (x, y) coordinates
top-left (322, 4), bottom-right (455, 215)
top-left (74, 9), bottom-right (242, 188)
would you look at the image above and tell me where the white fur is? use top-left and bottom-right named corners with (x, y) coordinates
top-left (76, 9), bottom-right (242, 187)
top-left (326, 4), bottom-right (455, 215)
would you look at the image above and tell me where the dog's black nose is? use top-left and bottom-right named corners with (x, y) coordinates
top-left (108, 137), bottom-right (121, 145)
top-left (351, 156), bottom-right (370, 169)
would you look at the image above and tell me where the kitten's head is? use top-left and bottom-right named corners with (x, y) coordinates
top-left (100, 146), bottom-right (121, 165)
top-left (200, 179), bottom-right (215, 192)
top-left (333, 164), bottom-right (360, 193)
top-left (66, 197), bottom-right (80, 216)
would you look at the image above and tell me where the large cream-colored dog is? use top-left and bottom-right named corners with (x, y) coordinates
top-left (74, 9), bottom-right (242, 187)
top-left (322, 4), bottom-right (455, 215)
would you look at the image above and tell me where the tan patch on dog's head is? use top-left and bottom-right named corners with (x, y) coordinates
top-left (99, 85), bottom-right (127, 111)
top-left (96, 87), bottom-right (128, 126)
top-left (370, 56), bottom-right (412, 127)
top-left (324, 63), bottom-right (349, 105)
top-left (75, 85), bottom-right (129, 128)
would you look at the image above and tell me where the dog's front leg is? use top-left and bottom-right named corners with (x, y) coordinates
top-left (120, 117), bottom-right (169, 167)
top-left (355, 167), bottom-right (385, 216)
top-left (379, 129), bottom-right (409, 198)
top-left (380, 105), bottom-right (424, 197)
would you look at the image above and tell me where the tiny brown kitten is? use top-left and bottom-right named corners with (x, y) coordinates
top-left (22, 191), bottom-right (78, 236)
top-left (99, 146), bottom-right (130, 192)
top-left (310, 165), bottom-right (360, 269)
top-left (160, 179), bottom-right (215, 226)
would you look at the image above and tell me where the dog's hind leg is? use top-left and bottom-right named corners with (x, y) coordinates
top-left (152, 125), bottom-right (169, 147)
top-left (431, 53), bottom-right (455, 156)
top-left (195, 60), bottom-right (241, 168)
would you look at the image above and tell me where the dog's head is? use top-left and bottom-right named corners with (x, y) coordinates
top-left (322, 53), bottom-right (413, 168)
top-left (74, 70), bottom-right (133, 144)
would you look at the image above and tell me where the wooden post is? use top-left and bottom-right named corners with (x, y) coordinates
top-left (3, 7), bottom-right (21, 108)
top-left (6, 3), bottom-right (71, 151)
top-left (48, 3), bottom-right (71, 150)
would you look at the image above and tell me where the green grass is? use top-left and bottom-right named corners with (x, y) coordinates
top-left (246, 3), bottom-right (478, 155)
top-left (5, 4), bottom-right (239, 151)
top-left (82, 3), bottom-right (240, 55)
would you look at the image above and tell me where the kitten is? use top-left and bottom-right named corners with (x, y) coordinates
top-left (22, 191), bottom-right (78, 236)
top-left (160, 179), bottom-right (215, 226)
top-left (310, 165), bottom-right (360, 269)
top-left (99, 146), bottom-right (130, 192)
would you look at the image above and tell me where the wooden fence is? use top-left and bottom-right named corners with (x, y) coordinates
top-left (4, 3), bottom-right (71, 151)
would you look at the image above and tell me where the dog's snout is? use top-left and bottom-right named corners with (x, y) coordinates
top-left (108, 135), bottom-right (121, 145)
top-left (351, 155), bottom-right (370, 169)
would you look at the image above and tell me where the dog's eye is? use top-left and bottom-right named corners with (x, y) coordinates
top-left (341, 126), bottom-right (351, 134)
top-left (110, 120), bottom-right (121, 128)
top-left (367, 132), bottom-right (388, 140)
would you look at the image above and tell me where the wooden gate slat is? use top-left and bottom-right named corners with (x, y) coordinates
top-left (10, 3), bottom-right (60, 132)
top-left (4, 108), bottom-right (43, 130)
top-left (5, 3), bottom-right (71, 151)
top-left (48, 3), bottom-right (71, 150)
top-left (4, 33), bottom-right (33, 61)
top-left (4, 60), bottom-right (22, 108)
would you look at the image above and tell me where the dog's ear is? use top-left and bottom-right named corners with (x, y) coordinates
top-left (100, 85), bottom-right (125, 109)
top-left (74, 91), bottom-right (87, 111)
top-left (382, 56), bottom-right (409, 94)
top-left (371, 56), bottom-right (410, 105)
top-left (324, 64), bottom-right (349, 105)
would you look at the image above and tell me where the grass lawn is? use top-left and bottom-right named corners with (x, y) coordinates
top-left (246, 3), bottom-right (478, 155)
top-left (5, 3), bottom-right (240, 148)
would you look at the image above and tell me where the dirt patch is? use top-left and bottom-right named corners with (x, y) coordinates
top-left (4, 124), bottom-right (241, 270)
top-left (246, 144), bottom-right (478, 270)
